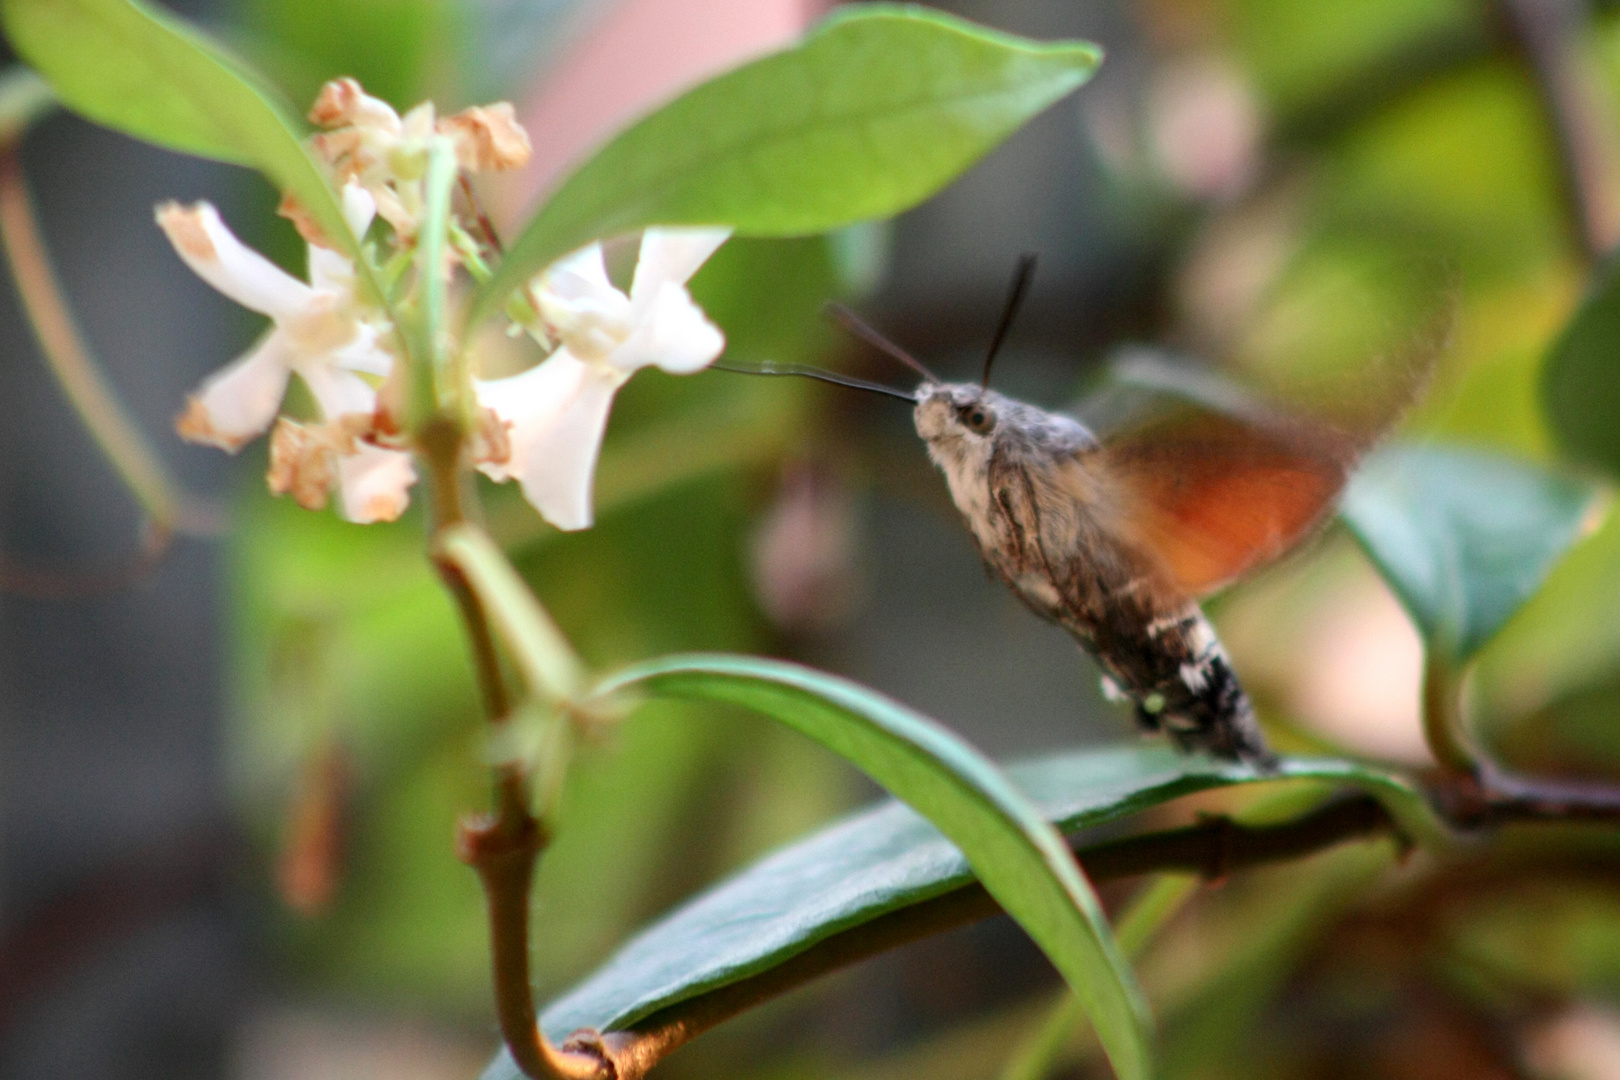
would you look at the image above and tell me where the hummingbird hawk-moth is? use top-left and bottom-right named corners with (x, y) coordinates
top-left (730, 258), bottom-right (1439, 768)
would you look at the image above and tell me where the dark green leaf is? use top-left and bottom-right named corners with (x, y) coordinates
top-left (480, 719), bottom-right (1438, 1080)
top-left (1545, 250), bottom-right (1620, 477)
top-left (470, 5), bottom-right (1102, 325)
top-left (1, 0), bottom-right (358, 264)
top-left (585, 655), bottom-right (1153, 1080)
top-left (1340, 445), bottom-right (1602, 665)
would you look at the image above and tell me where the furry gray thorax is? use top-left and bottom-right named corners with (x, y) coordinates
top-left (913, 381), bottom-right (1274, 767)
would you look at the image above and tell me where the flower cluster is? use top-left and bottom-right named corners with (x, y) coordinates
top-left (160, 77), bottom-right (728, 529)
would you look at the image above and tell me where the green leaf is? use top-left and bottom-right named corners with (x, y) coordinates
top-left (1545, 249), bottom-right (1620, 477)
top-left (503, 742), bottom-right (1431, 1072)
top-left (1340, 445), bottom-right (1602, 665)
top-left (1, 0), bottom-right (357, 265)
top-left (585, 655), bottom-right (1153, 1080)
top-left (470, 5), bottom-right (1102, 325)
top-left (481, 669), bottom-right (1442, 1080)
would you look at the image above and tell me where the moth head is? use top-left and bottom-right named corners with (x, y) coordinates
top-left (913, 382), bottom-right (1001, 445)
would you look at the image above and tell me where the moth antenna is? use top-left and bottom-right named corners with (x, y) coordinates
top-left (983, 252), bottom-right (1037, 388)
top-left (824, 303), bottom-right (941, 383)
top-left (712, 359), bottom-right (918, 402)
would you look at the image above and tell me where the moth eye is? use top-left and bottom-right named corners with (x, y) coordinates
top-left (963, 406), bottom-right (995, 435)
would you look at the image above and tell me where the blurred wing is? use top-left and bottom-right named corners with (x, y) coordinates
top-left (1104, 408), bottom-right (1354, 597)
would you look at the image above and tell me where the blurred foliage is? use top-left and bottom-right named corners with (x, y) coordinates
top-left (1231, 0), bottom-right (1479, 120)
top-left (1341, 445), bottom-right (1599, 666)
top-left (237, 0), bottom-right (463, 109)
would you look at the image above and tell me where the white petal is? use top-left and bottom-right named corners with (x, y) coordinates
top-left (476, 353), bottom-right (620, 530)
top-left (611, 281), bottom-right (725, 375)
top-left (330, 325), bottom-right (394, 378)
top-left (548, 242), bottom-right (612, 293)
top-left (299, 364), bottom-right (377, 421)
top-left (516, 369), bottom-right (619, 531)
top-left (474, 352), bottom-right (588, 482)
top-left (338, 443), bottom-right (417, 523)
top-left (342, 182), bottom-right (377, 239)
top-left (346, 86), bottom-right (404, 136)
top-left (630, 227), bottom-right (730, 317)
top-left (371, 187), bottom-right (414, 235)
top-left (306, 184), bottom-right (378, 292)
top-left (156, 202), bottom-right (313, 319)
top-left (177, 332), bottom-right (295, 450)
top-left (306, 246), bottom-right (352, 295)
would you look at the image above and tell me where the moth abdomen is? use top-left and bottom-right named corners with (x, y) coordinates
top-left (1095, 606), bottom-right (1275, 769)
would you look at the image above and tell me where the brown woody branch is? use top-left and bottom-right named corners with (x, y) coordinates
top-left (1428, 760), bottom-right (1620, 827)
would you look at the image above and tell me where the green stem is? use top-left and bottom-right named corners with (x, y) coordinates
top-left (1421, 653), bottom-right (1476, 776)
top-left (410, 137), bottom-right (461, 434)
top-left (434, 523), bottom-right (588, 703)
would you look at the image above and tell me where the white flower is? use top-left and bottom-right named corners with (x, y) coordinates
top-left (475, 228), bottom-right (730, 531)
top-left (158, 184), bottom-right (418, 524)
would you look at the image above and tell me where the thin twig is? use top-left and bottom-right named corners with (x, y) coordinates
top-left (459, 803), bottom-right (612, 1080)
top-left (1497, 0), bottom-right (1620, 259)
top-left (0, 147), bottom-right (216, 536)
top-left (1429, 759), bottom-right (1620, 827)
top-left (441, 560), bottom-right (513, 722)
